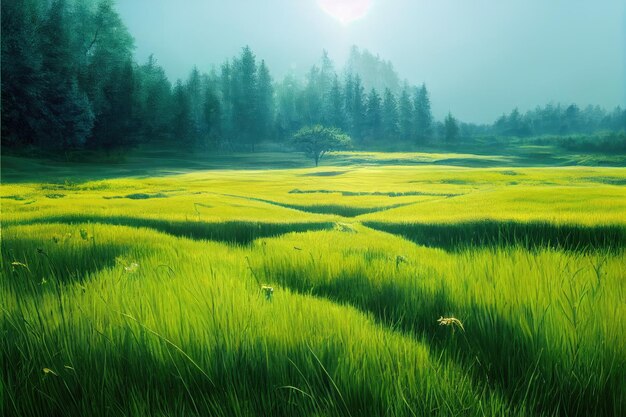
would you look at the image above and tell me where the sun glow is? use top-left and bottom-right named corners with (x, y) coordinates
top-left (318, 0), bottom-right (373, 25)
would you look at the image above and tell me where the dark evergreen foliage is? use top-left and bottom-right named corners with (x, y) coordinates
top-left (365, 89), bottom-right (383, 141)
top-left (398, 85), bottom-right (414, 141)
top-left (444, 112), bottom-right (460, 143)
top-left (382, 88), bottom-right (399, 140)
top-left (2, 1), bottom-right (623, 153)
top-left (413, 84), bottom-right (433, 144)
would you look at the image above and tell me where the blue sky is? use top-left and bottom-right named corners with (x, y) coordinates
top-left (116, 0), bottom-right (626, 123)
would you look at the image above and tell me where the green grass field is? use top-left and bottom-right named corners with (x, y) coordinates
top-left (2, 151), bottom-right (625, 417)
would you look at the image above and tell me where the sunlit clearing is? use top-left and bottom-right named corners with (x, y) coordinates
top-left (318, 0), bottom-right (373, 25)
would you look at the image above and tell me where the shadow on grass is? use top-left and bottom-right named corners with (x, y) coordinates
top-left (8, 215), bottom-right (335, 245)
top-left (363, 220), bottom-right (626, 252)
top-left (260, 259), bottom-right (622, 417)
top-left (1, 235), bottom-right (129, 288)
top-left (1, 307), bottom-right (405, 417)
top-left (274, 202), bottom-right (413, 217)
top-left (223, 193), bottom-right (414, 217)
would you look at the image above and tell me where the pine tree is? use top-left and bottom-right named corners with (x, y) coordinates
top-left (85, 0), bottom-right (135, 149)
top-left (204, 84), bottom-right (221, 148)
top-left (255, 60), bottom-right (274, 140)
top-left (398, 85), bottom-right (413, 141)
top-left (413, 83), bottom-right (433, 143)
top-left (137, 55), bottom-right (172, 141)
top-left (1, 0), bottom-right (46, 146)
top-left (39, 0), bottom-right (94, 149)
top-left (186, 66), bottom-right (205, 144)
top-left (232, 46), bottom-right (258, 149)
top-left (303, 64), bottom-right (323, 125)
top-left (346, 45), bottom-right (401, 94)
top-left (444, 112), bottom-right (459, 143)
top-left (319, 50), bottom-right (335, 104)
top-left (219, 61), bottom-right (234, 140)
top-left (172, 80), bottom-right (192, 147)
top-left (365, 88), bottom-right (382, 141)
top-left (84, 0), bottom-right (134, 104)
top-left (326, 75), bottom-right (345, 129)
top-left (90, 59), bottom-right (136, 150)
top-left (274, 74), bottom-right (302, 141)
top-left (382, 88), bottom-right (399, 140)
top-left (563, 104), bottom-right (580, 134)
top-left (350, 75), bottom-right (366, 140)
top-left (344, 73), bottom-right (355, 130)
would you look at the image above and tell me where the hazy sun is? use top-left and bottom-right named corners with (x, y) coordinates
top-left (318, 0), bottom-right (373, 25)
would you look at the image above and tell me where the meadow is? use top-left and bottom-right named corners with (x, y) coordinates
top-left (1, 150), bottom-right (625, 417)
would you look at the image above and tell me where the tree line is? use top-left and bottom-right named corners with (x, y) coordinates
top-left (463, 104), bottom-right (626, 139)
top-left (2, 0), bottom-right (136, 150)
top-left (503, 103), bottom-right (625, 136)
top-left (2, 0), bottom-right (624, 153)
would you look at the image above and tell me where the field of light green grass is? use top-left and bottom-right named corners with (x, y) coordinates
top-left (2, 151), bottom-right (625, 417)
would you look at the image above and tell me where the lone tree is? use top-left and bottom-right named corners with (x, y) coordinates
top-left (291, 125), bottom-right (351, 166)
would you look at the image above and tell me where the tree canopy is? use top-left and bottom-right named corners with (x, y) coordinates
top-left (291, 125), bottom-right (351, 166)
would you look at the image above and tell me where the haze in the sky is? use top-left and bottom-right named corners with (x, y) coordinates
top-left (117, 0), bottom-right (626, 123)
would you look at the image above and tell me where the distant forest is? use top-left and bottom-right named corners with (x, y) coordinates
top-left (3, 0), bottom-right (626, 153)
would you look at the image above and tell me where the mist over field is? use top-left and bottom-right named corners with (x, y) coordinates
top-left (2, 1), bottom-right (625, 417)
